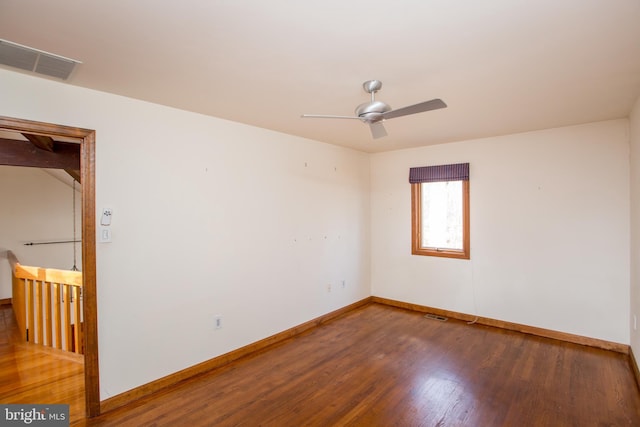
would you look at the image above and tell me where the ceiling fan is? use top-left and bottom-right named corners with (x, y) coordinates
top-left (301, 80), bottom-right (447, 139)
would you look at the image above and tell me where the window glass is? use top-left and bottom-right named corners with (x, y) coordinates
top-left (421, 181), bottom-right (463, 250)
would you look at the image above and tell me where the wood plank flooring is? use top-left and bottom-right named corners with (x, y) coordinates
top-left (72, 303), bottom-right (640, 426)
top-left (0, 304), bottom-right (85, 423)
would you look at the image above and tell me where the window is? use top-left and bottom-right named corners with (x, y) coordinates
top-left (410, 163), bottom-right (470, 259)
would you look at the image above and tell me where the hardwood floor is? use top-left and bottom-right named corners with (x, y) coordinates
top-left (69, 303), bottom-right (640, 426)
top-left (1, 301), bottom-right (637, 426)
top-left (0, 304), bottom-right (85, 423)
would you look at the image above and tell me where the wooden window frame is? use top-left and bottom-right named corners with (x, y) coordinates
top-left (411, 180), bottom-right (470, 259)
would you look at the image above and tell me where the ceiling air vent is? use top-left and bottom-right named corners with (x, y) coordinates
top-left (0, 39), bottom-right (81, 80)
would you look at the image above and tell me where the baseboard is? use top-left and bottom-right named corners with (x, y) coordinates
top-left (630, 347), bottom-right (640, 392)
top-left (0, 298), bottom-right (12, 306)
top-left (100, 297), bottom-right (372, 414)
top-left (371, 296), bottom-right (629, 354)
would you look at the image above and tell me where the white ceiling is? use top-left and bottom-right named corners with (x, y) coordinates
top-left (1, 0), bottom-right (639, 153)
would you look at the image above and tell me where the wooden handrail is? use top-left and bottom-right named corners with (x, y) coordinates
top-left (9, 251), bottom-right (82, 287)
top-left (7, 250), bottom-right (84, 354)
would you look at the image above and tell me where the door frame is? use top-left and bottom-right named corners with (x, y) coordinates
top-left (0, 116), bottom-right (100, 417)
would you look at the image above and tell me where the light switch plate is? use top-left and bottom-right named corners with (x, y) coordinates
top-left (99, 227), bottom-right (112, 243)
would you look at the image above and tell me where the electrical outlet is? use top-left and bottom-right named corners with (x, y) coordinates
top-left (214, 315), bottom-right (223, 330)
top-left (327, 284), bottom-right (331, 293)
top-left (341, 280), bottom-right (346, 289)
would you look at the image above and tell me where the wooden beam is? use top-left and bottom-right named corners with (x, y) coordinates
top-left (0, 137), bottom-right (80, 169)
top-left (21, 135), bottom-right (79, 187)
top-left (22, 133), bottom-right (55, 152)
top-left (65, 168), bottom-right (81, 183)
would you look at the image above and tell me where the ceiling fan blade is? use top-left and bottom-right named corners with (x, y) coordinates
top-left (383, 98), bottom-right (447, 120)
top-left (369, 122), bottom-right (387, 139)
top-left (301, 114), bottom-right (361, 120)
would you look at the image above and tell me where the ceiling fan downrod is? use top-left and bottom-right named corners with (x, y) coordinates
top-left (356, 80), bottom-right (391, 123)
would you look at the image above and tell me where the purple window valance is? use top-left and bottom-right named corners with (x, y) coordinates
top-left (409, 163), bottom-right (469, 183)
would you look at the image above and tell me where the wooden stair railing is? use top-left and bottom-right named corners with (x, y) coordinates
top-left (7, 251), bottom-right (84, 354)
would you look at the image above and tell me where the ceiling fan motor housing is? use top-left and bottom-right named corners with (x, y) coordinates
top-left (355, 100), bottom-right (391, 123)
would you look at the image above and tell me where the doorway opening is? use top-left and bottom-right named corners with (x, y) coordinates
top-left (0, 116), bottom-right (100, 417)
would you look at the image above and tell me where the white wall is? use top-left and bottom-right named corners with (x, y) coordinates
top-left (0, 166), bottom-right (82, 298)
top-left (371, 120), bottom-right (630, 343)
top-left (1, 66), bottom-right (634, 400)
top-left (630, 95), bottom-right (640, 363)
top-left (0, 69), bottom-right (371, 398)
